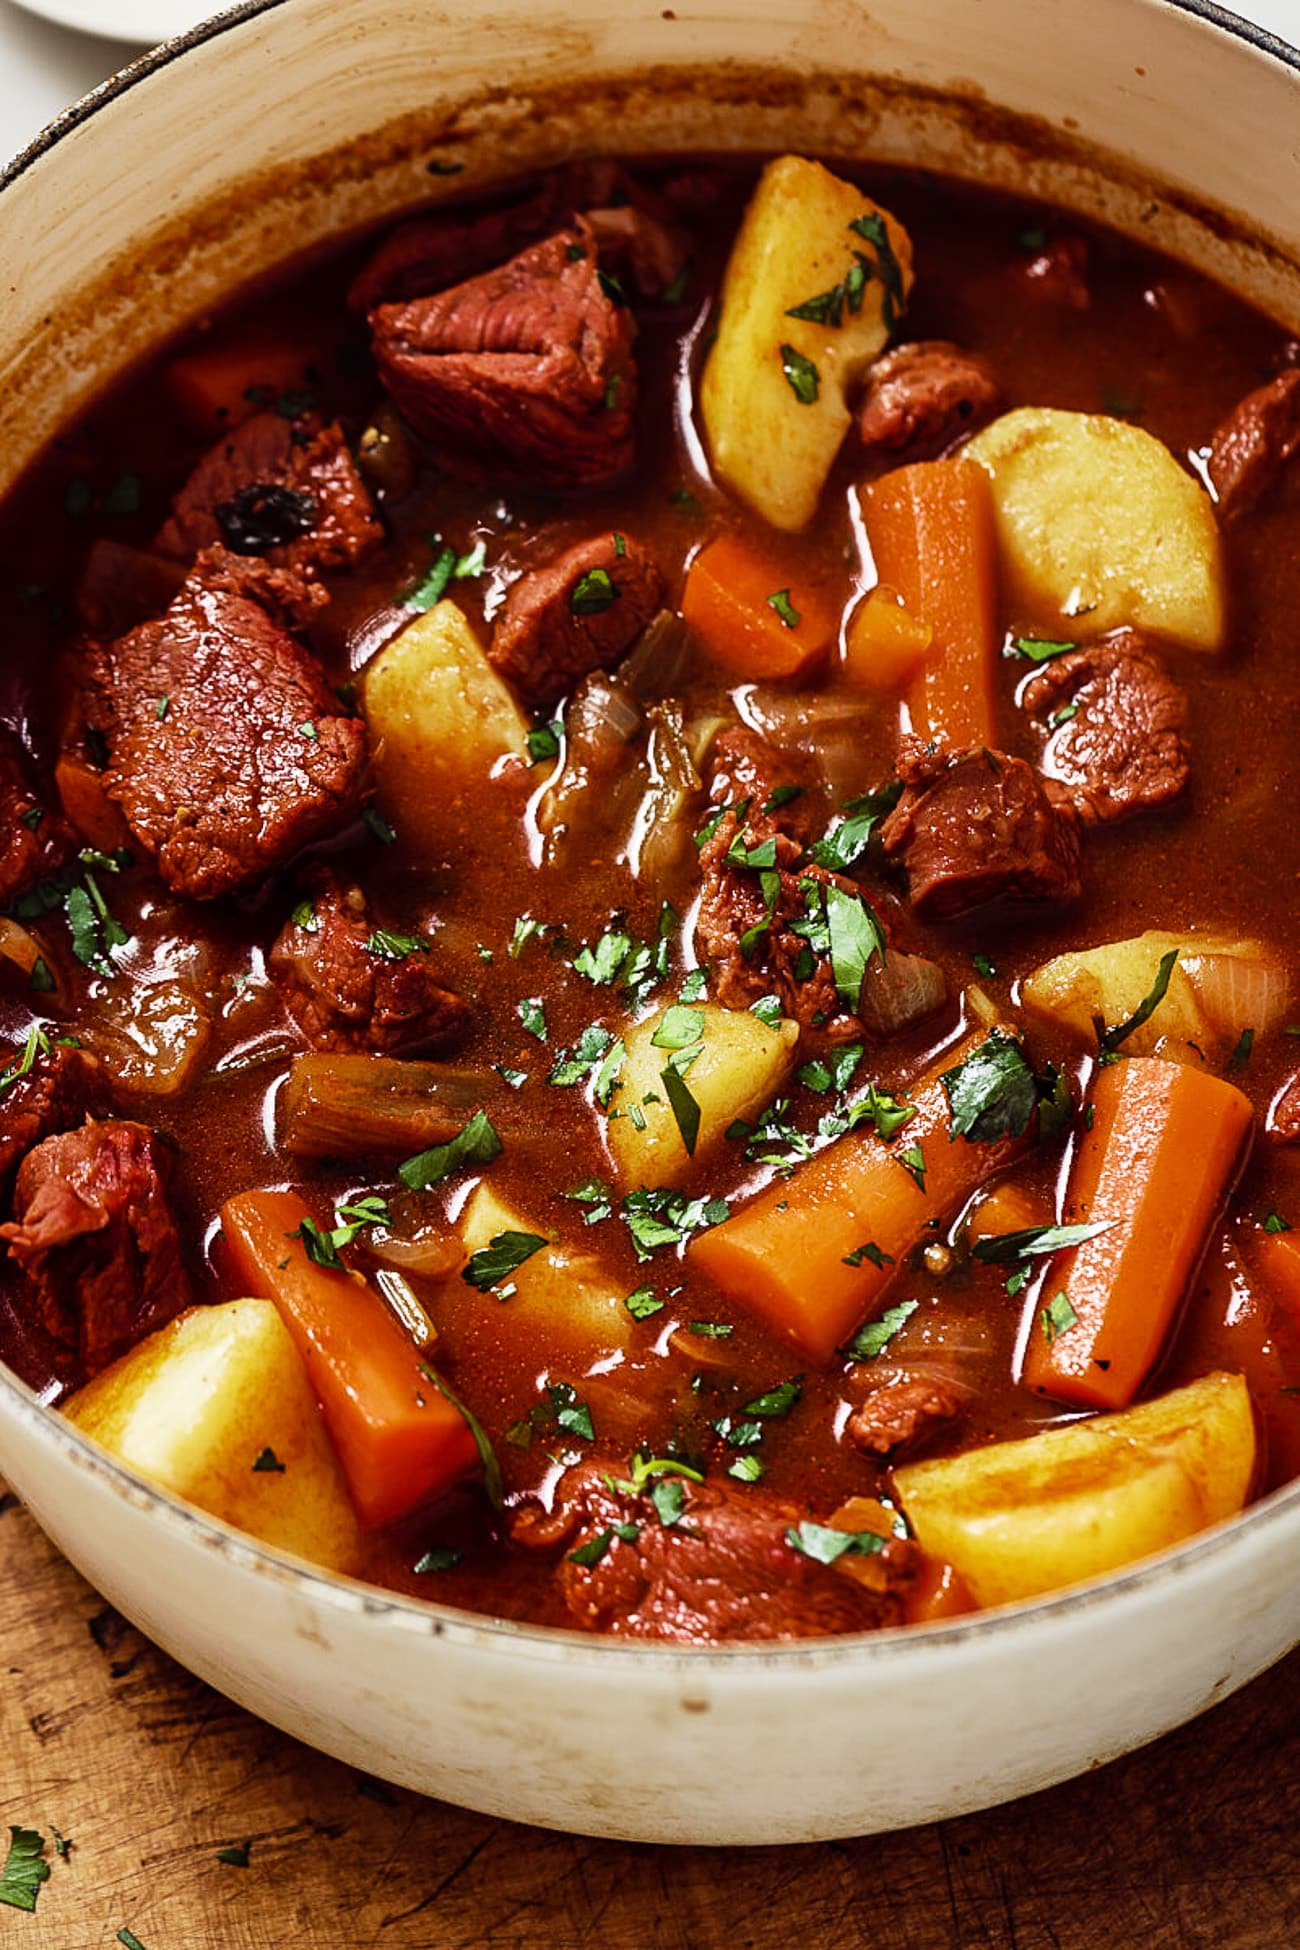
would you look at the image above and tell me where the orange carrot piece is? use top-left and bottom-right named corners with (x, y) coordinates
top-left (1254, 1226), bottom-right (1300, 1320)
top-left (860, 456), bottom-right (998, 746)
top-left (1023, 1058), bottom-right (1253, 1411)
top-left (681, 531), bottom-right (838, 680)
top-left (55, 751), bottom-right (133, 854)
top-left (841, 583), bottom-right (933, 692)
top-left (688, 1033), bottom-right (1031, 1362)
top-left (220, 1189), bottom-right (481, 1527)
top-left (164, 339), bottom-right (315, 435)
top-left (965, 1179), bottom-right (1052, 1244)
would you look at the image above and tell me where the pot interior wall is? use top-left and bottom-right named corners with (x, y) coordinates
top-left (1, 0), bottom-right (1299, 498)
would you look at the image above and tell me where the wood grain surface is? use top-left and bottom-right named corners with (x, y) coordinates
top-left (1, 1479), bottom-right (1297, 1950)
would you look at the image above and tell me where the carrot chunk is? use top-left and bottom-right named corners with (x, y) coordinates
top-left (688, 1031), bottom-right (1033, 1362)
top-left (841, 583), bottom-right (933, 692)
top-left (220, 1188), bottom-right (481, 1526)
top-left (681, 531), bottom-right (838, 679)
top-left (860, 456), bottom-right (999, 746)
top-left (1023, 1057), bottom-right (1253, 1410)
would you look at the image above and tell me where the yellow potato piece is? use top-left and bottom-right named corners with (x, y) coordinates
top-left (64, 1300), bottom-right (362, 1574)
top-left (895, 1370), bottom-right (1255, 1609)
top-left (701, 155), bottom-right (913, 531)
top-left (964, 406), bottom-right (1224, 650)
top-left (457, 1181), bottom-right (633, 1366)
top-left (363, 600), bottom-right (528, 839)
top-left (1021, 929), bottom-right (1286, 1060)
top-left (605, 1001), bottom-right (799, 1189)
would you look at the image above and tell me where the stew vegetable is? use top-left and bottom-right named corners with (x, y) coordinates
top-left (1, 151), bottom-right (1297, 1642)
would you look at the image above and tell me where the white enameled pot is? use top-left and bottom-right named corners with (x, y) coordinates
top-left (1, 0), bottom-right (1298, 1847)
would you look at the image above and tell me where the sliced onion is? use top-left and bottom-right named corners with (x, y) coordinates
top-left (366, 1226), bottom-right (463, 1278)
top-left (1182, 945), bottom-right (1289, 1040)
top-left (82, 980), bottom-right (211, 1097)
top-left (617, 609), bottom-right (695, 700)
top-left (859, 950), bottom-right (947, 1037)
top-left (0, 917), bottom-right (43, 979)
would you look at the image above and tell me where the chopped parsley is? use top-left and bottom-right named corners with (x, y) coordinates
top-left (568, 1527), bottom-right (634, 1567)
top-left (573, 926), bottom-right (635, 984)
top-left (766, 588), bottom-right (801, 630)
top-left (101, 471), bottom-right (142, 516)
top-left (0, 1828), bottom-right (50, 1912)
top-left (28, 958), bottom-right (55, 995)
top-left (461, 1230), bottom-right (548, 1292)
top-left (941, 1032), bottom-right (1038, 1143)
top-left (571, 567), bottom-right (619, 616)
top-left (744, 1377), bottom-right (802, 1417)
top-left (1004, 635), bottom-right (1076, 663)
top-left (784, 251), bottom-right (872, 328)
top-left (848, 210), bottom-right (905, 319)
top-left (652, 1005), bottom-right (705, 1049)
top-left (508, 914), bottom-right (547, 958)
top-left (549, 1023), bottom-right (615, 1088)
top-left (660, 1062), bottom-right (702, 1155)
top-left (216, 1842), bottom-right (253, 1868)
top-left (517, 996), bottom-right (548, 1041)
top-left (404, 535), bottom-right (488, 611)
top-left (897, 1143), bottom-right (927, 1189)
top-left (251, 1447), bottom-right (286, 1474)
top-left (624, 1284), bottom-right (665, 1321)
top-left (825, 884), bottom-right (886, 1012)
top-left (1040, 1291), bottom-right (1079, 1344)
top-left (298, 721), bottom-right (319, 742)
top-left (620, 1186), bottom-right (729, 1259)
top-left (420, 1363), bottom-right (504, 1508)
top-left (849, 1084), bottom-right (915, 1140)
top-left (973, 1219), bottom-right (1114, 1264)
top-left (1229, 1026), bottom-right (1255, 1070)
top-left (1098, 949), bottom-right (1179, 1057)
top-left (842, 1299), bottom-right (918, 1361)
top-left (288, 1196), bottom-right (390, 1269)
top-left (527, 721), bottom-right (562, 763)
top-left (785, 1520), bottom-right (886, 1565)
top-left (808, 784), bottom-right (901, 873)
top-left (563, 1178), bottom-right (613, 1224)
top-left (688, 1320), bottom-right (734, 1339)
top-left (413, 1546), bottom-right (463, 1574)
top-left (728, 1454), bottom-right (765, 1483)
top-left (365, 929), bottom-right (428, 961)
top-left (0, 1025), bottom-right (53, 1103)
top-left (749, 993), bottom-right (783, 1029)
top-left (399, 1108), bottom-right (502, 1190)
top-left (649, 1478), bottom-right (688, 1527)
top-left (842, 1241), bottom-right (893, 1270)
top-left (1263, 1212), bottom-right (1291, 1235)
top-left (972, 953), bottom-right (996, 979)
top-left (712, 1415), bottom-right (764, 1450)
top-left (363, 806), bottom-right (397, 845)
top-left (779, 342), bottom-right (820, 404)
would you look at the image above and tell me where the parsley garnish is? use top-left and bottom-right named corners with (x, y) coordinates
top-left (973, 1219), bottom-right (1115, 1264)
top-left (786, 1520), bottom-right (886, 1565)
top-left (1040, 1291), bottom-right (1079, 1344)
top-left (652, 1005), bottom-right (705, 1049)
top-left (461, 1230), bottom-right (547, 1292)
top-left (972, 953), bottom-right (996, 978)
top-left (365, 929), bottom-right (428, 961)
top-left (28, 959), bottom-right (55, 995)
top-left (1263, 1212), bottom-right (1291, 1234)
top-left (419, 1363), bottom-right (504, 1508)
top-left (363, 806), bottom-right (397, 845)
top-left (848, 210), bottom-right (904, 322)
top-left (0, 1025), bottom-right (52, 1103)
top-left (404, 535), bottom-right (487, 611)
top-left (1098, 950), bottom-right (1179, 1056)
top-left (571, 567), bottom-right (619, 616)
top-left (842, 1299), bottom-right (917, 1361)
top-left (624, 1284), bottom-right (665, 1320)
top-left (399, 1108), bottom-right (502, 1190)
top-left (842, 1241), bottom-right (893, 1269)
top-left (620, 1186), bottom-right (729, 1259)
top-left (779, 342), bottom-right (821, 404)
top-left (1229, 1026), bottom-right (1255, 1070)
top-left (1004, 635), bottom-right (1076, 663)
top-left (941, 1032), bottom-right (1038, 1143)
top-left (766, 588), bottom-right (801, 630)
top-left (573, 926), bottom-right (634, 984)
top-left (825, 884), bottom-right (886, 1012)
top-left (252, 1447), bottom-right (286, 1473)
top-left (517, 996), bottom-right (547, 1041)
top-left (784, 252), bottom-right (872, 328)
top-left (527, 720), bottom-right (562, 763)
top-left (413, 1546), bottom-right (463, 1574)
top-left (852, 1084), bottom-right (915, 1141)
top-left (688, 1320), bottom-right (733, 1339)
top-left (809, 784), bottom-right (900, 872)
top-left (728, 1454), bottom-right (765, 1483)
top-left (660, 1063), bottom-right (702, 1155)
top-left (568, 1526), bottom-right (636, 1567)
top-left (216, 1842), bottom-right (252, 1868)
top-left (744, 1377), bottom-right (802, 1417)
top-left (897, 1143), bottom-right (927, 1189)
top-left (0, 1828), bottom-right (50, 1912)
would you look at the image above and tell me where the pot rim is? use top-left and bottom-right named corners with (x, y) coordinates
top-left (1, 0), bottom-right (1298, 1673)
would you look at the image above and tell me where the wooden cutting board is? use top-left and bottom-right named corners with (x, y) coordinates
top-left (2, 1481), bottom-right (1297, 1950)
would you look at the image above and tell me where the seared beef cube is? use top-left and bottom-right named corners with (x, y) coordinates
top-left (0, 735), bottom-right (73, 908)
top-left (847, 1376), bottom-right (964, 1458)
top-left (155, 410), bottom-right (382, 575)
top-left (349, 161), bottom-right (687, 312)
top-left (369, 226), bottom-right (638, 488)
top-left (0, 1119), bottom-right (191, 1386)
top-left (707, 725), bottom-right (821, 845)
top-left (1269, 1073), bottom-right (1300, 1143)
top-left (1206, 368), bottom-right (1300, 522)
top-left (269, 866), bottom-right (470, 1054)
top-left (512, 1459), bottom-right (918, 1641)
top-left (84, 548), bottom-right (367, 901)
top-left (857, 340), bottom-right (1002, 459)
top-left (880, 740), bottom-right (1082, 920)
top-left (1023, 631), bottom-right (1190, 826)
top-left (489, 532), bottom-right (664, 708)
top-left (0, 1040), bottom-right (112, 1205)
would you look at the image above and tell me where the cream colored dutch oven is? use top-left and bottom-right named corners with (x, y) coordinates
top-left (1, 0), bottom-right (1298, 1847)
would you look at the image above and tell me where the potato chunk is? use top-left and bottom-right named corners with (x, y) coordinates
top-left (964, 406), bottom-right (1224, 650)
top-left (605, 1001), bottom-right (798, 1189)
top-left (701, 155), bottom-right (913, 531)
top-left (1021, 929), bottom-right (1288, 1061)
top-left (64, 1299), bottom-right (362, 1574)
top-left (362, 600), bottom-right (528, 838)
top-left (456, 1182), bottom-right (633, 1367)
top-left (894, 1370), bottom-right (1255, 1608)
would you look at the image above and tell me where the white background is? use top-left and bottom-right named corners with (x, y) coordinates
top-left (1, 0), bottom-right (1299, 168)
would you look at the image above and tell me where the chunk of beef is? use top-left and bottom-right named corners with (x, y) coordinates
top-left (847, 1376), bottom-right (964, 1458)
top-left (269, 867), bottom-right (470, 1054)
top-left (1268, 1073), bottom-right (1300, 1144)
top-left (511, 1459), bottom-right (918, 1641)
top-left (154, 410), bottom-right (382, 576)
top-left (1018, 231), bottom-right (1090, 308)
top-left (0, 735), bottom-right (74, 908)
top-left (1206, 369), bottom-right (1300, 522)
top-left (0, 1119), bottom-right (191, 1387)
top-left (489, 532), bottom-right (665, 708)
top-left (349, 161), bottom-right (687, 311)
top-left (83, 547), bottom-right (367, 900)
top-left (75, 539), bottom-right (186, 635)
top-left (0, 1039), bottom-right (112, 1206)
top-left (369, 225), bottom-right (638, 488)
top-left (857, 341), bottom-right (1002, 459)
top-left (1023, 632), bottom-right (1189, 826)
top-left (880, 740), bottom-right (1082, 920)
top-left (696, 729), bottom-right (946, 1040)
